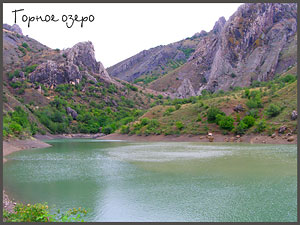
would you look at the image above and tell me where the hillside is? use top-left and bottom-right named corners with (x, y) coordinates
top-left (116, 65), bottom-right (297, 142)
top-left (2, 24), bottom-right (166, 139)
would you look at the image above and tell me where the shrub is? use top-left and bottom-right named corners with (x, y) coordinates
top-left (265, 103), bottom-right (281, 118)
top-left (175, 121), bottom-right (184, 130)
top-left (22, 42), bottom-right (29, 48)
top-left (120, 125), bottom-right (130, 134)
top-left (18, 46), bottom-right (26, 56)
top-left (103, 127), bottom-right (112, 135)
top-left (9, 121), bottom-right (22, 134)
top-left (254, 119), bottom-right (267, 133)
top-left (246, 109), bottom-right (259, 118)
top-left (217, 115), bottom-right (234, 131)
top-left (207, 107), bottom-right (225, 122)
top-left (163, 107), bottom-right (175, 116)
top-left (175, 104), bottom-right (181, 110)
top-left (241, 115), bottom-right (255, 128)
top-left (25, 64), bottom-right (38, 73)
top-left (235, 121), bottom-right (248, 135)
top-left (141, 117), bottom-right (150, 126)
top-left (3, 203), bottom-right (87, 222)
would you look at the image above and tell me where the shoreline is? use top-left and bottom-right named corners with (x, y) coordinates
top-left (98, 133), bottom-right (297, 144)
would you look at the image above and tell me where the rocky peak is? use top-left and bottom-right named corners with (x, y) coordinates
top-left (63, 41), bottom-right (111, 81)
top-left (3, 23), bottom-right (23, 35)
top-left (212, 17), bottom-right (226, 34)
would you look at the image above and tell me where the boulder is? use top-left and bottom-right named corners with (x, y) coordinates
top-left (291, 110), bottom-right (297, 120)
top-left (234, 104), bottom-right (245, 112)
top-left (287, 136), bottom-right (294, 142)
top-left (271, 133), bottom-right (276, 138)
top-left (278, 126), bottom-right (287, 134)
top-left (66, 107), bottom-right (78, 120)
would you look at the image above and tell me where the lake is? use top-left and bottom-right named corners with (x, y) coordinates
top-left (3, 139), bottom-right (297, 222)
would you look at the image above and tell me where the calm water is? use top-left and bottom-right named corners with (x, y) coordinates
top-left (3, 139), bottom-right (297, 222)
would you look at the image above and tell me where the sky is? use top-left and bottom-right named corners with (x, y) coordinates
top-left (3, 3), bottom-right (243, 68)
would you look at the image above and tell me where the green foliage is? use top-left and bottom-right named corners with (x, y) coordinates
top-left (265, 103), bottom-right (281, 118)
top-left (22, 42), bottom-right (29, 48)
top-left (10, 81), bottom-right (22, 89)
top-left (254, 119), bottom-right (267, 133)
top-left (126, 84), bottom-right (138, 91)
top-left (120, 125), bottom-right (130, 134)
top-left (235, 121), bottom-right (248, 135)
top-left (216, 115), bottom-right (234, 131)
top-left (175, 121), bottom-right (184, 130)
top-left (206, 107), bottom-right (225, 122)
top-left (3, 106), bottom-right (36, 138)
top-left (179, 47), bottom-right (195, 58)
top-left (24, 64), bottom-right (38, 73)
top-left (18, 46), bottom-right (26, 56)
top-left (246, 109), bottom-right (259, 118)
top-left (175, 104), bottom-right (181, 110)
top-left (241, 115), bottom-right (256, 128)
top-left (3, 203), bottom-right (87, 222)
top-left (246, 90), bottom-right (262, 109)
top-left (163, 107), bottom-right (175, 116)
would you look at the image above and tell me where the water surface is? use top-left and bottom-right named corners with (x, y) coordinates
top-left (3, 139), bottom-right (297, 222)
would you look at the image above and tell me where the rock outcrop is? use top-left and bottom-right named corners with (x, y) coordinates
top-left (30, 41), bottom-right (111, 87)
top-left (3, 24), bottom-right (23, 35)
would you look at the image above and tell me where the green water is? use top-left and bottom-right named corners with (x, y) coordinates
top-left (3, 139), bottom-right (297, 222)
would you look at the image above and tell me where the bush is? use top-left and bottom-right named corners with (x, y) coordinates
top-left (9, 121), bottom-right (22, 134)
top-left (235, 121), bottom-right (248, 135)
top-left (140, 117), bottom-right (150, 126)
top-left (163, 107), bottom-right (175, 116)
top-left (207, 107), bottom-right (225, 122)
top-left (3, 203), bottom-right (87, 222)
top-left (265, 103), bottom-right (281, 118)
top-left (175, 104), bottom-right (181, 110)
top-left (103, 127), bottom-right (113, 135)
top-left (175, 121), bottom-right (184, 130)
top-left (22, 42), bottom-right (29, 48)
top-left (216, 115), bottom-right (234, 131)
top-left (120, 125), bottom-right (130, 134)
top-left (254, 119), bottom-right (267, 133)
top-left (246, 109), bottom-right (259, 118)
top-left (241, 115), bottom-right (255, 128)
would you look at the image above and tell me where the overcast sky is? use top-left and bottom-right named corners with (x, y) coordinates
top-left (3, 3), bottom-right (242, 67)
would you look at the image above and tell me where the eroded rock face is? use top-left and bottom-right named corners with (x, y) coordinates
top-left (30, 41), bottom-right (112, 87)
top-left (176, 78), bottom-right (196, 98)
top-left (197, 3), bottom-right (297, 93)
top-left (30, 60), bottom-right (82, 86)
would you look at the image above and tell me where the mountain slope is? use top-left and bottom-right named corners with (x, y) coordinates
top-left (106, 32), bottom-right (205, 84)
top-left (108, 3), bottom-right (297, 98)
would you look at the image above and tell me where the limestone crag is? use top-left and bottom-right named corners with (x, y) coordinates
top-left (30, 41), bottom-right (112, 87)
